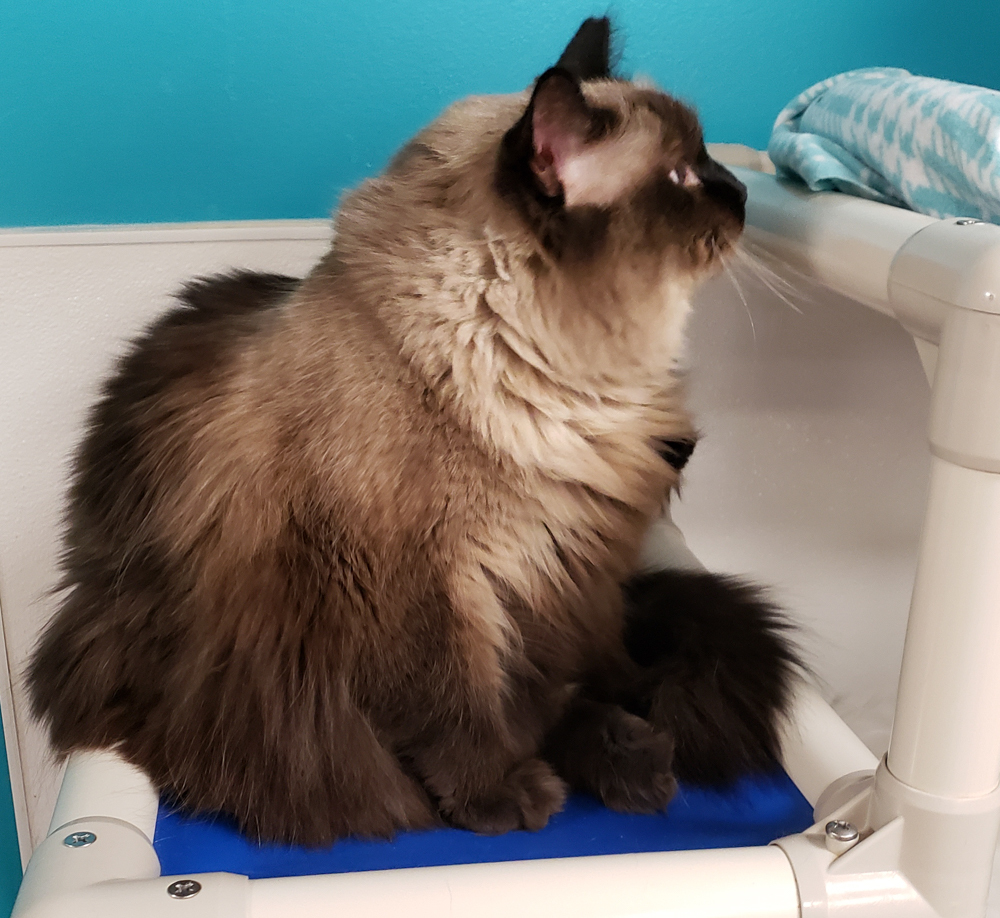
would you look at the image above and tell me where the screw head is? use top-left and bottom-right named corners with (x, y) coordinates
top-left (825, 819), bottom-right (859, 842)
top-left (166, 879), bottom-right (202, 899)
top-left (63, 831), bottom-right (97, 848)
top-left (956, 218), bottom-right (983, 226)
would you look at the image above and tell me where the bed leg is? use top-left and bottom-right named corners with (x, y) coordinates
top-left (775, 306), bottom-right (1000, 918)
top-left (886, 306), bottom-right (1000, 918)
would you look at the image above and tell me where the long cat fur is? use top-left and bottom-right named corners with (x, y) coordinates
top-left (28, 19), bottom-right (796, 845)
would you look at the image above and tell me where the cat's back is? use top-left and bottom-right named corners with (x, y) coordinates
top-left (66, 265), bottom-right (457, 581)
top-left (66, 270), bottom-right (300, 545)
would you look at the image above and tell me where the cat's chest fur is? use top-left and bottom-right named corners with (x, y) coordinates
top-left (275, 238), bottom-right (690, 684)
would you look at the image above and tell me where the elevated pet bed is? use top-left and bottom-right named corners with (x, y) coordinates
top-left (9, 122), bottom-right (1000, 917)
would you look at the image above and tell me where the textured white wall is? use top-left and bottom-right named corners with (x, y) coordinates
top-left (678, 271), bottom-right (931, 755)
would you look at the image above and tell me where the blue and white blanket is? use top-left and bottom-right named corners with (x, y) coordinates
top-left (768, 68), bottom-right (1000, 224)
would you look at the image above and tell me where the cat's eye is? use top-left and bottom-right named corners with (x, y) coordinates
top-left (667, 165), bottom-right (701, 189)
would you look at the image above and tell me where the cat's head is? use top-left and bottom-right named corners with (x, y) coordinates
top-left (496, 18), bottom-right (745, 276)
top-left (339, 18), bottom-right (747, 384)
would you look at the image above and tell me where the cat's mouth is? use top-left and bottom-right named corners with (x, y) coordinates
top-left (690, 230), bottom-right (735, 270)
top-left (705, 231), bottom-right (729, 259)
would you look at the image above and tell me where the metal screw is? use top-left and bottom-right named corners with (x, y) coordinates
top-left (63, 831), bottom-right (97, 848)
top-left (824, 819), bottom-right (860, 854)
top-left (166, 880), bottom-right (202, 899)
top-left (956, 218), bottom-right (983, 226)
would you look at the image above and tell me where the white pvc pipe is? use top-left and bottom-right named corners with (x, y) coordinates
top-left (48, 750), bottom-right (159, 843)
top-left (780, 682), bottom-right (878, 807)
top-left (12, 819), bottom-right (162, 918)
top-left (740, 170), bottom-right (1000, 350)
top-left (640, 501), bottom-right (709, 573)
top-left (250, 848), bottom-right (800, 918)
top-left (888, 218), bottom-right (1000, 345)
top-left (735, 168), bottom-right (935, 317)
top-left (19, 749), bottom-right (807, 918)
top-left (887, 457), bottom-right (1000, 798)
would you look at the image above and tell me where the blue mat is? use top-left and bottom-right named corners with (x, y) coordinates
top-left (154, 770), bottom-right (813, 879)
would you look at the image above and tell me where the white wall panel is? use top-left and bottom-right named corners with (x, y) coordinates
top-left (0, 223), bottom-right (330, 848)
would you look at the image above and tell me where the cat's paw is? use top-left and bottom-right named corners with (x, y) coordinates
top-left (442, 758), bottom-right (567, 834)
top-left (592, 708), bottom-right (677, 814)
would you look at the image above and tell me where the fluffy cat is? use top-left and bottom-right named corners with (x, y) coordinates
top-left (28, 18), bottom-right (798, 845)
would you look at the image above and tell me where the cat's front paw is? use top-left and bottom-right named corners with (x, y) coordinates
top-left (442, 758), bottom-right (567, 834)
top-left (547, 699), bottom-right (677, 814)
top-left (594, 707), bottom-right (677, 813)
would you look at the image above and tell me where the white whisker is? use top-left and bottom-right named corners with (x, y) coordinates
top-left (723, 259), bottom-right (756, 343)
top-left (729, 243), bottom-right (807, 315)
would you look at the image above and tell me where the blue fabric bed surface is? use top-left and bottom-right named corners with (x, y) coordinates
top-left (154, 770), bottom-right (813, 879)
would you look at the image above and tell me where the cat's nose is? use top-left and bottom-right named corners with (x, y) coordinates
top-left (698, 158), bottom-right (747, 222)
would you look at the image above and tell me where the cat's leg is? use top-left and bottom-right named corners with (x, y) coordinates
top-left (198, 689), bottom-right (438, 845)
top-left (386, 565), bottom-right (570, 835)
top-left (544, 695), bottom-right (677, 813)
top-left (410, 716), bottom-right (569, 834)
top-left (402, 674), bottom-right (568, 834)
top-left (435, 756), bottom-right (568, 834)
top-left (29, 556), bottom-right (439, 846)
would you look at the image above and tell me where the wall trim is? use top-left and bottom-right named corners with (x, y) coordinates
top-left (0, 220), bottom-right (332, 249)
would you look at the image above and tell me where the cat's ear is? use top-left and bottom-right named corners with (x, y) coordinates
top-left (528, 68), bottom-right (594, 198)
top-left (499, 67), bottom-right (618, 207)
top-left (556, 17), bottom-right (612, 81)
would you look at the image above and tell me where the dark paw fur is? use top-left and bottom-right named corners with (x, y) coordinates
top-left (441, 758), bottom-right (567, 834)
top-left (546, 699), bottom-right (677, 814)
top-left (623, 569), bottom-right (804, 786)
top-left (591, 707), bottom-right (677, 813)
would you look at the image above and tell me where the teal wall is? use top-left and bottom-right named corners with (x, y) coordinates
top-left (2, 1), bottom-right (998, 227)
top-left (0, 0), bottom-right (996, 908)
top-left (0, 729), bottom-right (18, 918)
top-left (0, 1), bottom-right (998, 226)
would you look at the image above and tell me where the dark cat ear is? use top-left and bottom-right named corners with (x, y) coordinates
top-left (498, 67), bottom-right (620, 208)
top-left (529, 68), bottom-right (593, 198)
top-left (556, 17), bottom-right (613, 81)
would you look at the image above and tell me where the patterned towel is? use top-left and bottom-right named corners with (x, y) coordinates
top-left (768, 68), bottom-right (1000, 224)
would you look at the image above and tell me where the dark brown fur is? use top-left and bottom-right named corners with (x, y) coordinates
top-left (27, 20), bottom-right (778, 845)
top-left (622, 570), bottom-right (802, 786)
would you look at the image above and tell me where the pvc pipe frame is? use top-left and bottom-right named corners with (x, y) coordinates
top-left (13, 177), bottom-right (1000, 917)
top-left (14, 690), bottom-right (844, 918)
top-left (743, 170), bottom-right (1000, 918)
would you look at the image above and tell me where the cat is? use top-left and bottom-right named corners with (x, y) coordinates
top-left (28, 17), bottom-right (799, 846)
